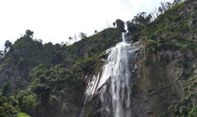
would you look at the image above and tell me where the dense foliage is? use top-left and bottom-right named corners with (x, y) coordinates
top-left (132, 0), bottom-right (197, 116)
top-left (0, 0), bottom-right (196, 116)
top-left (0, 27), bottom-right (121, 116)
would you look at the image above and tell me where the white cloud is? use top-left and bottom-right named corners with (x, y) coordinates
top-left (0, 0), bottom-right (174, 50)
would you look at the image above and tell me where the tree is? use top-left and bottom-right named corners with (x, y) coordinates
top-left (160, 2), bottom-right (167, 12)
top-left (30, 65), bottom-right (51, 103)
top-left (158, 2), bottom-right (173, 14)
top-left (80, 32), bottom-right (87, 39)
top-left (94, 30), bottom-right (98, 34)
top-left (127, 12), bottom-right (152, 41)
top-left (68, 36), bottom-right (72, 40)
top-left (2, 82), bottom-right (11, 97)
top-left (115, 19), bottom-right (126, 32)
top-left (173, 0), bottom-right (181, 4)
top-left (5, 40), bottom-right (12, 50)
top-left (112, 22), bottom-right (116, 27)
top-left (4, 40), bottom-right (12, 53)
top-left (131, 12), bottom-right (152, 26)
top-left (0, 51), bottom-right (4, 59)
top-left (38, 39), bottom-right (43, 43)
top-left (33, 83), bottom-right (50, 103)
top-left (158, 6), bottom-right (163, 13)
top-left (51, 51), bottom-right (63, 64)
top-left (25, 29), bottom-right (34, 38)
top-left (166, 2), bottom-right (172, 9)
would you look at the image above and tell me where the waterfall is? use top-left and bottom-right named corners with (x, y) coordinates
top-left (82, 33), bottom-right (138, 117)
top-left (99, 33), bottom-right (132, 117)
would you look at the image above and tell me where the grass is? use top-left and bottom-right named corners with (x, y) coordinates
top-left (17, 112), bottom-right (31, 117)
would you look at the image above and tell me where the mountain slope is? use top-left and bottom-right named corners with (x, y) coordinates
top-left (84, 0), bottom-right (197, 117)
top-left (131, 0), bottom-right (197, 116)
top-left (0, 28), bottom-right (121, 117)
top-left (0, 0), bottom-right (196, 117)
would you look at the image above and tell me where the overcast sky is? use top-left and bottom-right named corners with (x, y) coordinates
top-left (0, 0), bottom-right (174, 50)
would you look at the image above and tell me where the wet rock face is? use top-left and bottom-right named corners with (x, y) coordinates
top-left (83, 79), bottom-right (112, 117)
top-left (129, 47), bottom-right (192, 117)
top-left (84, 44), bottom-right (197, 117)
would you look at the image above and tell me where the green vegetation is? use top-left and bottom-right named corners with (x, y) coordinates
top-left (17, 112), bottom-right (31, 117)
top-left (0, 27), bottom-right (121, 116)
top-left (0, 0), bottom-right (196, 116)
top-left (127, 12), bottom-right (152, 42)
top-left (139, 1), bottom-right (197, 53)
top-left (0, 95), bottom-right (18, 117)
top-left (115, 19), bottom-right (126, 32)
top-left (125, 0), bottom-right (197, 54)
top-left (127, 1), bottom-right (197, 116)
top-left (188, 106), bottom-right (197, 117)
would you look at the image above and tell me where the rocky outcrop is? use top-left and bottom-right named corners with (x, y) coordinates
top-left (131, 44), bottom-right (197, 116)
top-left (84, 42), bottom-right (197, 117)
top-left (130, 47), bottom-right (184, 117)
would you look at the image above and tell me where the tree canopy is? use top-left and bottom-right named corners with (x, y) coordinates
top-left (115, 19), bottom-right (126, 32)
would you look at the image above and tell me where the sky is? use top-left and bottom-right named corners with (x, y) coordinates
top-left (0, 0), bottom-right (174, 50)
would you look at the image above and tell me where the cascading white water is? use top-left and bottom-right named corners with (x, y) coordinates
top-left (83, 33), bottom-right (138, 117)
top-left (99, 33), bottom-right (132, 117)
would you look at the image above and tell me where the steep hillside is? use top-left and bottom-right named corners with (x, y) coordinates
top-left (0, 0), bottom-right (196, 117)
top-left (0, 28), bottom-right (121, 117)
top-left (84, 0), bottom-right (197, 117)
top-left (0, 28), bottom-right (120, 90)
top-left (133, 1), bottom-right (197, 116)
